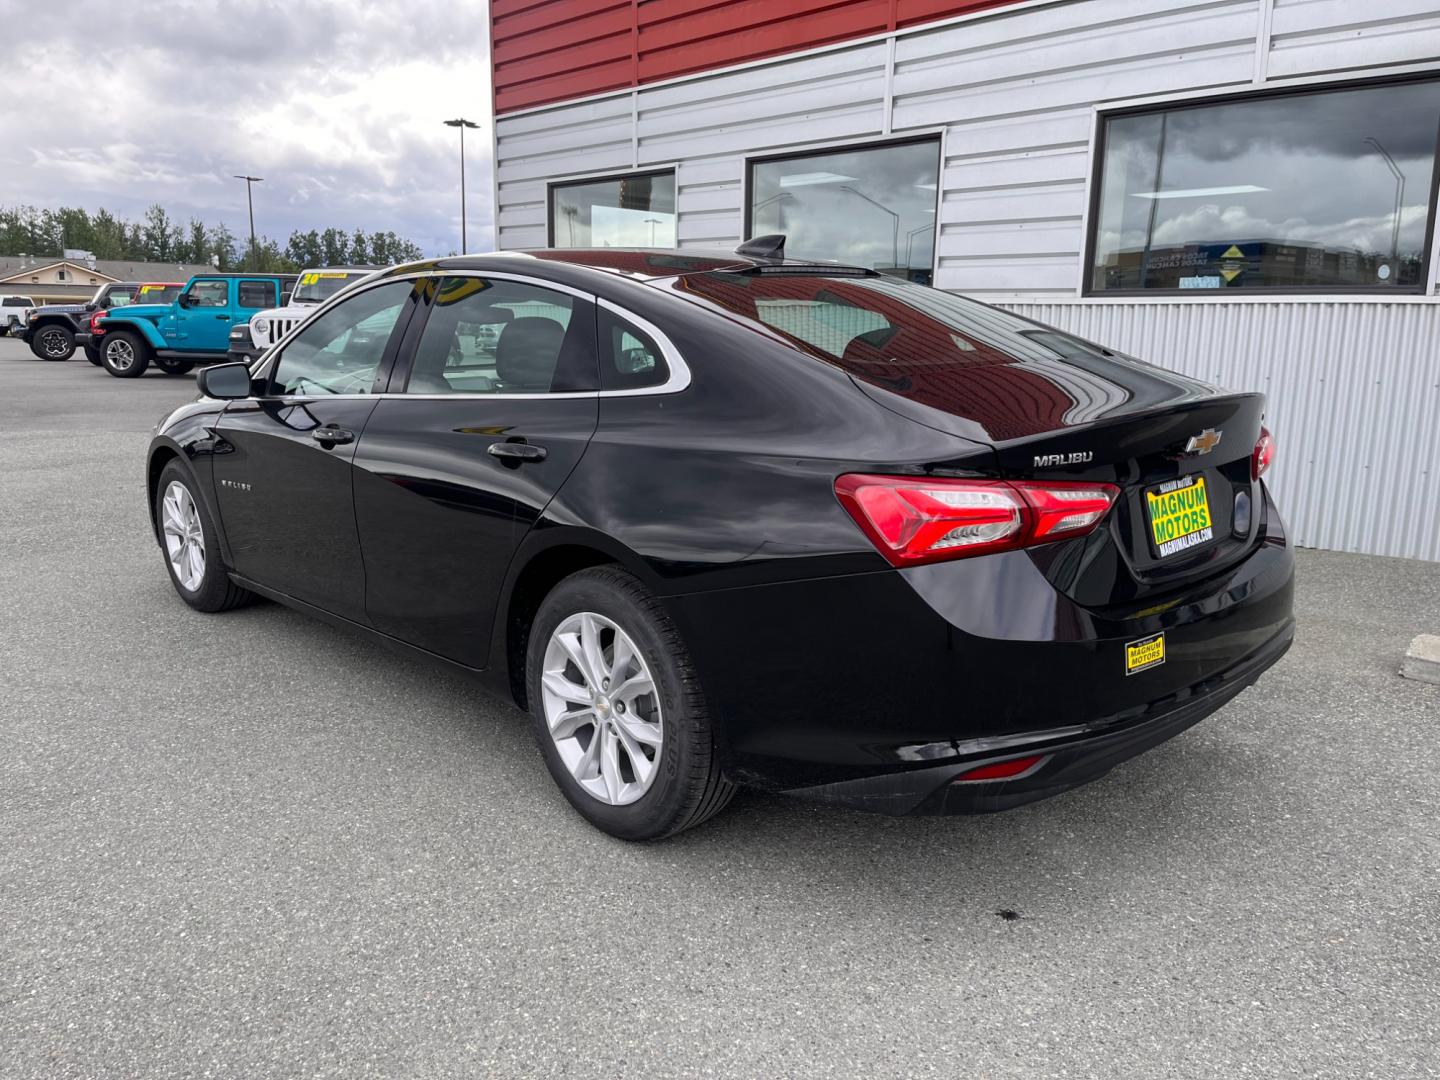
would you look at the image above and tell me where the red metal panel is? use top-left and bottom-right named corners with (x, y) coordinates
top-left (491, 0), bottom-right (1031, 114)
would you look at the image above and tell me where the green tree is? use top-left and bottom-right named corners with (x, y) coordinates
top-left (285, 229), bottom-right (322, 268)
top-left (142, 204), bottom-right (179, 261)
top-left (53, 207), bottom-right (95, 253)
top-left (349, 228), bottom-right (369, 265)
top-left (208, 223), bottom-right (239, 270)
top-left (319, 227), bottom-right (348, 266)
top-left (90, 209), bottom-right (127, 259)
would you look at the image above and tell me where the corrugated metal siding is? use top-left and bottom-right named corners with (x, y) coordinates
top-left (1002, 301), bottom-right (1440, 562)
top-left (1268, 0), bottom-right (1440, 79)
top-left (492, 0), bottom-right (1022, 114)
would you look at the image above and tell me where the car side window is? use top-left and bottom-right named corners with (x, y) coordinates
top-left (404, 276), bottom-right (594, 395)
top-left (267, 281), bottom-right (414, 396)
top-left (597, 307), bottom-right (669, 391)
top-left (238, 280), bottom-right (276, 309)
top-left (188, 280), bottom-right (228, 308)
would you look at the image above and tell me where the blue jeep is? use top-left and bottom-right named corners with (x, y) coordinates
top-left (96, 273), bottom-right (298, 378)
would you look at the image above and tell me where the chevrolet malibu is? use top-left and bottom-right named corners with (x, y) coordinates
top-left (146, 246), bottom-right (1294, 840)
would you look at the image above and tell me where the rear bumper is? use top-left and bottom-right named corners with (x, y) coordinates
top-left (794, 616), bottom-right (1292, 815)
top-left (668, 488), bottom-right (1294, 815)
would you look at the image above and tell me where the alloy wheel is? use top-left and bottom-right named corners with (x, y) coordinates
top-left (106, 338), bottom-right (135, 371)
top-left (160, 480), bottom-right (206, 591)
top-left (541, 611), bottom-right (663, 805)
top-left (40, 329), bottom-right (69, 357)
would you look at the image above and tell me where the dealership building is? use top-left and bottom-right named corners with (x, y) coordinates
top-left (489, 0), bottom-right (1440, 561)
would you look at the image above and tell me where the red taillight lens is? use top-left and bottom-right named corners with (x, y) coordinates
top-left (1252, 426), bottom-right (1275, 481)
top-left (953, 754), bottom-right (1047, 783)
top-left (835, 474), bottom-right (1119, 566)
top-left (89, 310), bottom-right (105, 332)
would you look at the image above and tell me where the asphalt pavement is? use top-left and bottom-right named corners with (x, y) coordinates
top-left (1, 335), bottom-right (1437, 1079)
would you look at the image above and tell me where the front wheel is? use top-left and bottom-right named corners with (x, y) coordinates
top-left (155, 356), bottom-right (196, 376)
top-left (102, 330), bottom-right (149, 377)
top-left (526, 566), bottom-right (735, 840)
top-left (30, 324), bottom-right (75, 361)
top-left (155, 460), bottom-right (256, 612)
top-left (83, 343), bottom-right (103, 366)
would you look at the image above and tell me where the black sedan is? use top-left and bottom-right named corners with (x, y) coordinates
top-left (145, 246), bottom-right (1294, 839)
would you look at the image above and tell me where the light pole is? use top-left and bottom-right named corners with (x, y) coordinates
top-left (644, 217), bottom-right (661, 246)
top-left (1364, 136), bottom-right (1406, 271)
top-left (233, 174), bottom-right (262, 266)
top-left (444, 117), bottom-right (480, 254)
top-left (840, 185), bottom-right (899, 270)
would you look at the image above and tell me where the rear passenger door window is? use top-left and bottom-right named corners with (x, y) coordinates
top-left (402, 276), bottom-right (595, 395)
top-left (597, 306), bottom-right (669, 391)
top-left (238, 280), bottom-right (277, 310)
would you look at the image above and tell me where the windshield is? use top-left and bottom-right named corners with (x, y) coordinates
top-left (135, 284), bottom-right (180, 305)
top-left (292, 270), bottom-right (366, 304)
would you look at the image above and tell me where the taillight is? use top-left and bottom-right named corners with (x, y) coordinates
top-left (89, 310), bottom-right (106, 332)
top-left (835, 474), bottom-right (1120, 566)
top-left (1252, 426), bottom-right (1275, 480)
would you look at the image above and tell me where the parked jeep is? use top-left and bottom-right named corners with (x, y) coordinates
top-left (22, 282), bottom-right (140, 360)
top-left (227, 266), bottom-right (377, 362)
top-left (95, 273), bottom-right (297, 377)
top-left (79, 282), bottom-right (182, 365)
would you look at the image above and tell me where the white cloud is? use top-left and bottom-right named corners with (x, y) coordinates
top-left (0, 0), bottom-right (495, 256)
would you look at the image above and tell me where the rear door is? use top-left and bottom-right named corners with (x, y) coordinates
top-left (352, 272), bottom-right (600, 668)
top-left (212, 278), bottom-right (424, 622)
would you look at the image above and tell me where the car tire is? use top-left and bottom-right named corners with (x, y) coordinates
top-left (155, 460), bottom-right (256, 613)
top-left (525, 566), bottom-right (735, 840)
top-left (30, 324), bottom-right (75, 361)
top-left (155, 357), bottom-right (196, 376)
top-left (102, 330), bottom-right (149, 378)
top-left (83, 344), bottom-right (103, 366)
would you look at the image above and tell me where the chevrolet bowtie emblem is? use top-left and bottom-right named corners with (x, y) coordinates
top-left (1185, 428), bottom-right (1222, 455)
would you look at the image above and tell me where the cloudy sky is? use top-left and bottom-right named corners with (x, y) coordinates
top-left (0, 0), bottom-right (495, 256)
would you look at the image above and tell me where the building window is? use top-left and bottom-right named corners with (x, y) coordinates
top-left (550, 170), bottom-right (676, 248)
top-left (747, 137), bottom-right (941, 284)
top-left (1088, 77), bottom-right (1440, 294)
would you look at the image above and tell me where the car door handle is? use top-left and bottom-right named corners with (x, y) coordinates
top-left (487, 440), bottom-right (547, 463)
top-left (215, 314), bottom-right (231, 320)
top-left (311, 426), bottom-right (355, 447)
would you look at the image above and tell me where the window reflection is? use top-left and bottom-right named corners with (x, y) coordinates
top-left (550, 171), bottom-right (676, 248)
top-left (749, 139), bottom-right (940, 283)
top-left (1090, 79), bottom-right (1440, 292)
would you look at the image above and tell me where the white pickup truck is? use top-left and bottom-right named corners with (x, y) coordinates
top-left (1, 294), bottom-right (36, 335)
top-left (227, 267), bottom-right (377, 361)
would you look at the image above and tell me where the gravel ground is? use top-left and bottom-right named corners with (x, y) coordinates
top-left (1, 336), bottom-right (1437, 1079)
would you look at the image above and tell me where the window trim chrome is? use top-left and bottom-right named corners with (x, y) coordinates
top-left (247, 269), bottom-right (693, 403)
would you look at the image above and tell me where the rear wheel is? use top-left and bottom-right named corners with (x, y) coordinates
top-left (155, 356), bottom-right (196, 376)
top-left (83, 343), bottom-right (103, 366)
top-left (155, 460), bottom-right (256, 612)
top-left (525, 566), bottom-right (735, 840)
top-left (30, 324), bottom-right (75, 361)
top-left (102, 331), bottom-right (149, 378)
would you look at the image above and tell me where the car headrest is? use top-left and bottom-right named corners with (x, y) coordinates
top-left (496, 317), bottom-right (565, 391)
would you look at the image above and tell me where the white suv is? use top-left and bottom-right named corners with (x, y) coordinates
top-left (229, 267), bottom-right (377, 360)
top-left (1, 294), bottom-right (36, 335)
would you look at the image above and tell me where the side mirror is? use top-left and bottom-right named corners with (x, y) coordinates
top-left (177, 293), bottom-right (192, 308)
top-left (197, 362), bottom-right (253, 400)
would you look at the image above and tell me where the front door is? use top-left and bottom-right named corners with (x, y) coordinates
top-left (353, 273), bottom-right (600, 667)
top-left (177, 278), bottom-right (236, 352)
top-left (212, 278), bottom-right (422, 622)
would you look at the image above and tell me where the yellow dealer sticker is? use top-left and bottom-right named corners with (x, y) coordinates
top-left (1146, 475), bottom-right (1213, 558)
top-left (299, 272), bottom-right (351, 285)
top-left (1125, 632), bottom-right (1166, 676)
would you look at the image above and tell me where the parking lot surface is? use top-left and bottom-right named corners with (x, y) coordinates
top-left (1, 335), bottom-right (1437, 1079)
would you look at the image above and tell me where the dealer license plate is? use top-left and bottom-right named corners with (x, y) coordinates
top-left (1146, 475), bottom-right (1213, 558)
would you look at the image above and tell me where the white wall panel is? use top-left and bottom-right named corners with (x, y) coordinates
top-left (1268, 0), bottom-right (1440, 78)
top-left (1003, 300), bottom-right (1440, 562)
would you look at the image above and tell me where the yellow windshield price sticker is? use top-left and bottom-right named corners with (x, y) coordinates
top-left (300, 272), bottom-right (350, 286)
top-left (1146, 475), bottom-right (1213, 558)
top-left (1125, 632), bottom-right (1166, 676)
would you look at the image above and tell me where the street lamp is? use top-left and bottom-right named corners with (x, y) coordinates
top-left (1364, 136), bottom-right (1406, 272)
top-left (444, 118), bottom-right (481, 254)
top-left (233, 174), bottom-right (262, 266)
top-left (643, 217), bottom-right (661, 246)
top-left (840, 185), bottom-right (899, 270)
